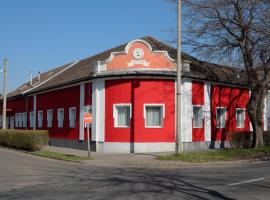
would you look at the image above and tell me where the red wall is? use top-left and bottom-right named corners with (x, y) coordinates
top-left (5, 97), bottom-right (26, 129)
top-left (36, 86), bottom-right (80, 140)
top-left (105, 79), bottom-right (175, 143)
top-left (192, 81), bottom-right (204, 142)
top-left (211, 85), bottom-right (250, 141)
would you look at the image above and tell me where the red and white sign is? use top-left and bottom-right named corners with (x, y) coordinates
top-left (84, 113), bottom-right (92, 124)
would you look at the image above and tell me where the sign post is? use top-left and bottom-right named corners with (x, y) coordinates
top-left (84, 113), bottom-right (92, 157)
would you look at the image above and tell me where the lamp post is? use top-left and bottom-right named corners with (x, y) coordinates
top-left (1, 58), bottom-right (7, 129)
top-left (175, 0), bottom-right (183, 153)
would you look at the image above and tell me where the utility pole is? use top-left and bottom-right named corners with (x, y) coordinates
top-left (175, 0), bottom-right (183, 153)
top-left (2, 58), bottom-right (7, 129)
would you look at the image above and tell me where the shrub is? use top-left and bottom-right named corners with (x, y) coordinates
top-left (227, 131), bottom-right (270, 148)
top-left (226, 131), bottom-right (253, 149)
top-left (264, 132), bottom-right (270, 146)
top-left (0, 129), bottom-right (48, 151)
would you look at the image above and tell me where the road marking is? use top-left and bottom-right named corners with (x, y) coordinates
top-left (227, 178), bottom-right (265, 186)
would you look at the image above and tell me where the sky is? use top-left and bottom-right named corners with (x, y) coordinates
top-left (0, 0), bottom-right (177, 92)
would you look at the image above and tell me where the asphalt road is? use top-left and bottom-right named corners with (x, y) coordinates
top-left (0, 148), bottom-right (270, 200)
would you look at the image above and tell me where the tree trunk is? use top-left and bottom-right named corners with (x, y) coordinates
top-left (247, 85), bottom-right (266, 148)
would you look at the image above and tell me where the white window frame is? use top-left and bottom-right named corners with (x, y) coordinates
top-left (192, 105), bottom-right (204, 128)
top-left (10, 116), bottom-right (14, 129)
top-left (6, 117), bottom-right (9, 129)
top-left (113, 104), bottom-right (132, 128)
top-left (47, 109), bottom-right (53, 128)
top-left (38, 111), bottom-right (43, 128)
top-left (23, 112), bottom-right (27, 128)
top-left (19, 113), bottom-right (23, 128)
top-left (216, 107), bottom-right (226, 128)
top-left (57, 108), bottom-right (64, 128)
top-left (15, 113), bottom-right (18, 127)
top-left (236, 108), bottom-right (245, 128)
top-left (69, 107), bottom-right (76, 128)
top-left (144, 104), bottom-right (165, 128)
top-left (29, 111), bottom-right (34, 128)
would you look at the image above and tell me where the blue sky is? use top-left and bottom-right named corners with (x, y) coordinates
top-left (0, 0), bottom-right (177, 91)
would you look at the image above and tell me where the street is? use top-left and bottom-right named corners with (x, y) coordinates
top-left (0, 148), bottom-right (270, 200)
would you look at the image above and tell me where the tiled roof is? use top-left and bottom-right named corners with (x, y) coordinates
top-left (8, 36), bottom-right (248, 98)
top-left (7, 63), bottom-right (72, 98)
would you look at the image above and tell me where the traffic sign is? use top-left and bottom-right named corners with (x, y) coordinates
top-left (84, 113), bottom-right (92, 124)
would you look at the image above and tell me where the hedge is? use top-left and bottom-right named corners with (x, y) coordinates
top-left (0, 129), bottom-right (48, 151)
top-left (226, 131), bottom-right (270, 149)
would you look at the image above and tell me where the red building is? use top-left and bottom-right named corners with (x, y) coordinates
top-left (1, 36), bottom-right (269, 152)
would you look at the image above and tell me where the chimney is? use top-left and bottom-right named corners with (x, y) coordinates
top-left (182, 60), bottom-right (191, 72)
top-left (38, 71), bottom-right (41, 82)
top-left (30, 71), bottom-right (33, 86)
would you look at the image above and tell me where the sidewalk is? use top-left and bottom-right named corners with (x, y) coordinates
top-left (43, 146), bottom-right (192, 168)
top-left (42, 146), bottom-right (263, 168)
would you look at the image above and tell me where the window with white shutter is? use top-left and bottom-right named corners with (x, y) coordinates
top-left (57, 108), bottom-right (64, 128)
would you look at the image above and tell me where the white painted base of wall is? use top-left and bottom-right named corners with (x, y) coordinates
top-left (98, 142), bottom-right (175, 153)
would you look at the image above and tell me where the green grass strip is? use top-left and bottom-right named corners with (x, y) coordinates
top-left (31, 150), bottom-right (93, 162)
top-left (157, 147), bottom-right (270, 163)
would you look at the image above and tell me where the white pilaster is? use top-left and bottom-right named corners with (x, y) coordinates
top-left (204, 82), bottom-right (211, 141)
top-left (264, 95), bottom-right (267, 131)
top-left (181, 78), bottom-right (192, 142)
top-left (79, 83), bottom-right (85, 140)
top-left (33, 95), bottom-right (36, 130)
top-left (92, 79), bottom-right (105, 143)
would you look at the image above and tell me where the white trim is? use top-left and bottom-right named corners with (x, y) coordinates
top-left (47, 109), bottom-right (53, 128)
top-left (143, 104), bottom-right (165, 128)
top-left (181, 78), bottom-right (192, 142)
top-left (79, 83), bottom-right (85, 140)
top-left (264, 95), bottom-right (267, 131)
top-left (33, 95), bottom-right (37, 130)
top-left (92, 79), bottom-right (105, 144)
top-left (98, 142), bottom-right (175, 153)
top-left (113, 103), bottom-right (132, 128)
top-left (57, 108), bottom-right (64, 128)
top-left (204, 82), bottom-right (211, 142)
top-left (22, 61), bottom-right (79, 94)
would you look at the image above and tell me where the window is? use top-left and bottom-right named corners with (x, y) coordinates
top-left (216, 107), bottom-right (226, 128)
top-left (15, 113), bottom-right (19, 127)
top-left (57, 108), bottom-right (64, 128)
top-left (236, 108), bottom-right (245, 128)
top-left (69, 107), bottom-right (76, 128)
top-left (10, 116), bottom-right (14, 129)
top-left (84, 105), bottom-right (92, 114)
top-left (113, 104), bottom-right (131, 127)
top-left (47, 110), bottom-right (53, 128)
top-left (23, 112), bottom-right (27, 128)
top-left (29, 111), bottom-right (34, 128)
top-left (0, 115), bottom-right (2, 128)
top-left (38, 111), bottom-right (43, 128)
top-left (193, 106), bottom-right (204, 128)
top-left (19, 113), bottom-right (23, 127)
top-left (6, 117), bottom-right (9, 128)
top-left (144, 104), bottom-right (165, 128)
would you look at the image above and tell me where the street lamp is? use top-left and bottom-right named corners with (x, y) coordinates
top-left (175, 0), bottom-right (183, 153)
top-left (1, 58), bottom-right (7, 129)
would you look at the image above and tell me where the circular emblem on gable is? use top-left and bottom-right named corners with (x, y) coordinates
top-left (133, 48), bottom-right (144, 60)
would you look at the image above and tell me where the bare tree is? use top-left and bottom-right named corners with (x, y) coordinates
top-left (168, 0), bottom-right (270, 147)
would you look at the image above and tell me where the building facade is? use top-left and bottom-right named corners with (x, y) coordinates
top-left (1, 36), bottom-right (269, 153)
